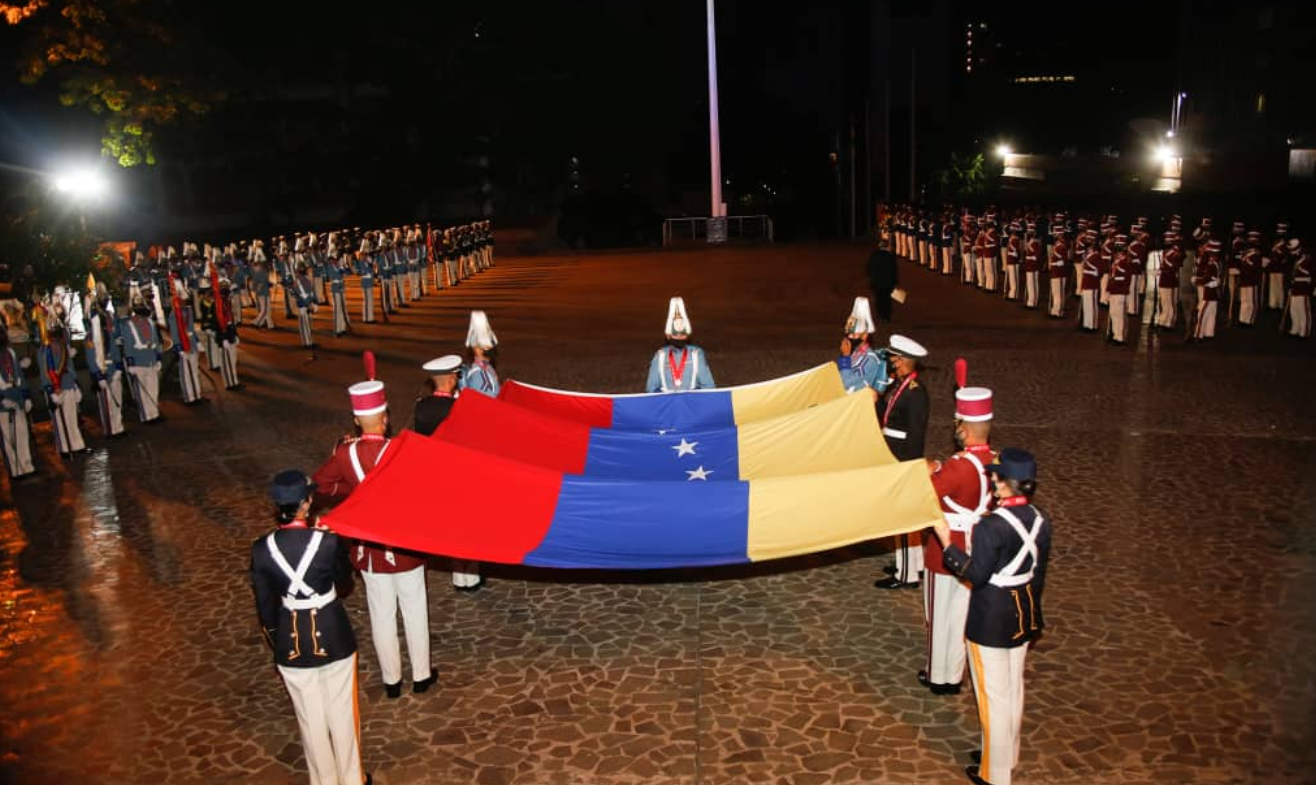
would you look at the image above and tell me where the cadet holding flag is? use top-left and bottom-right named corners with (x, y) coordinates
top-left (836, 297), bottom-right (889, 397)
top-left (874, 333), bottom-right (929, 591)
top-left (646, 297), bottom-right (715, 392)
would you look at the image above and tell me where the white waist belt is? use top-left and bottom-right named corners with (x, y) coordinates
top-left (988, 572), bottom-right (1033, 588)
top-left (883, 427), bottom-right (907, 439)
top-left (943, 512), bottom-right (979, 533)
top-left (282, 587), bottom-right (337, 610)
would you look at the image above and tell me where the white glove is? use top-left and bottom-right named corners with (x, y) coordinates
top-left (1, 399), bottom-right (16, 410)
top-left (24, 399), bottom-right (32, 413)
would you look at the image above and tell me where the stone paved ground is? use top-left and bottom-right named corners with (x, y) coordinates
top-left (1, 243), bottom-right (1314, 785)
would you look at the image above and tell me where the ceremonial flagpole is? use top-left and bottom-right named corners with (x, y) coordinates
top-left (707, 0), bottom-right (727, 241)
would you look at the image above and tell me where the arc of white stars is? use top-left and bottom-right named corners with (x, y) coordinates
top-left (686, 466), bottom-right (713, 481)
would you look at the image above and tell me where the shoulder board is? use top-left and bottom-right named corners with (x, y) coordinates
top-left (908, 380), bottom-right (919, 389)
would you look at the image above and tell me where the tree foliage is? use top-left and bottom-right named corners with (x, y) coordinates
top-left (1, 185), bottom-right (111, 296)
top-left (2, 0), bottom-right (227, 166)
top-left (935, 152), bottom-right (995, 199)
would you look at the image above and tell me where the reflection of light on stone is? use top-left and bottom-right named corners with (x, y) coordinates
top-left (82, 450), bottom-right (121, 537)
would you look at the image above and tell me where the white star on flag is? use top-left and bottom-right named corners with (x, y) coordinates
top-left (686, 466), bottom-right (713, 481)
top-left (656, 429), bottom-right (671, 435)
top-left (671, 438), bottom-right (699, 457)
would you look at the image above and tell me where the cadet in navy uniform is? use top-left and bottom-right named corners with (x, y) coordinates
top-left (251, 242), bottom-right (275, 329)
top-left (836, 297), bottom-right (889, 397)
top-left (646, 297), bottom-right (716, 392)
top-left (874, 334), bottom-right (929, 590)
top-left (357, 236), bottom-right (376, 323)
top-left (413, 355), bottom-right (461, 437)
top-left (326, 252), bottom-right (350, 337)
top-left (932, 449), bottom-right (1050, 785)
top-left (250, 470), bottom-right (371, 785)
top-left (460, 310), bottom-right (500, 398)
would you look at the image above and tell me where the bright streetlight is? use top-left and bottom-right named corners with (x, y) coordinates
top-left (1154, 143), bottom-right (1178, 164)
top-left (52, 166), bottom-right (109, 201)
top-left (994, 143), bottom-right (1013, 159)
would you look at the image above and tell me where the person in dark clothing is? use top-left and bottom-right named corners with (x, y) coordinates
top-left (867, 236), bottom-right (901, 323)
top-left (412, 355), bottom-right (462, 437)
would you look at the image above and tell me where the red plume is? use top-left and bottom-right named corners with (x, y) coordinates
top-left (362, 350), bottom-right (377, 381)
top-left (954, 357), bottom-right (967, 390)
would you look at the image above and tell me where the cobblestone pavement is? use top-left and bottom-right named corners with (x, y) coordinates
top-left (2, 244), bottom-right (1314, 785)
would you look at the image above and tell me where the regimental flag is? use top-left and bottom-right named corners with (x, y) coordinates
top-left (434, 390), bottom-right (898, 481)
top-left (321, 430), bottom-right (943, 570)
top-left (497, 362), bottom-right (846, 431)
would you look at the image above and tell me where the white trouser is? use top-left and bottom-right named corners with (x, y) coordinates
top-left (311, 274), bottom-right (324, 303)
top-left (1196, 300), bottom-right (1218, 338)
top-left (1099, 274), bottom-right (1109, 305)
top-left (178, 349), bottom-right (202, 402)
top-left (1290, 295), bottom-right (1311, 337)
top-left (1108, 294), bottom-right (1127, 341)
top-left (229, 293), bottom-right (244, 325)
top-left (0, 405), bottom-right (35, 476)
top-left (255, 294), bottom-right (274, 328)
top-left (1268, 272), bottom-right (1285, 309)
top-left (942, 247), bottom-right (953, 274)
top-left (924, 571), bottom-right (970, 685)
top-left (127, 364), bottom-right (161, 421)
top-left (1005, 265), bottom-right (1019, 299)
top-left (962, 253), bottom-right (974, 284)
top-left (298, 307), bottom-right (314, 347)
top-left (1238, 285), bottom-right (1257, 325)
top-left (361, 566), bottom-right (432, 685)
top-left (1024, 271), bottom-right (1038, 307)
top-left (204, 329), bottom-right (220, 370)
top-left (446, 260), bottom-right (457, 287)
top-left (361, 285), bottom-right (374, 322)
top-left (332, 291), bottom-right (349, 334)
top-left (1048, 277), bottom-right (1065, 316)
top-left (96, 373), bottom-right (125, 435)
top-left (968, 641), bottom-right (1028, 785)
top-left (397, 271), bottom-right (409, 302)
top-left (1156, 287), bottom-right (1178, 328)
top-left (218, 339), bottom-right (240, 389)
top-left (893, 532), bottom-right (923, 584)
top-left (1126, 275), bottom-right (1141, 315)
top-left (49, 388), bottom-right (85, 453)
top-left (278, 653), bottom-right (364, 785)
top-left (1080, 290), bottom-right (1098, 330)
top-left (452, 560), bottom-right (482, 588)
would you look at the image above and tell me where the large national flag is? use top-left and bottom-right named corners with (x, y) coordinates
top-left (434, 390), bottom-right (897, 481)
top-left (497, 362), bottom-right (846, 431)
top-left (320, 430), bottom-right (943, 569)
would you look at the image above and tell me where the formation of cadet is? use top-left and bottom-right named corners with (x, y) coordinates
top-left (884, 206), bottom-right (1312, 344)
top-left (0, 221), bottom-right (494, 482)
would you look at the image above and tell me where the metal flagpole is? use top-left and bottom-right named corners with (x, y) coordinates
top-left (707, 0), bottom-right (727, 242)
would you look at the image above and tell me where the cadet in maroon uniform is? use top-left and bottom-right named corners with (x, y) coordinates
top-left (1022, 225), bottom-right (1042, 309)
top-left (1237, 231), bottom-right (1263, 327)
top-left (1193, 240), bottom-right (1223, 340)
top-left (1155, 234), bottom-right (1185, 330)
top-left (312, 378), bottom-right (436, 699)
top-left (920, 387), bottom-right (995, 696)
top-left (1106, 237), bottom-right (1133, 345)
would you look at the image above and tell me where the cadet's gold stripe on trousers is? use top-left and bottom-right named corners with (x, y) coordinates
top-left (969, 641), bottom-right (991, 776)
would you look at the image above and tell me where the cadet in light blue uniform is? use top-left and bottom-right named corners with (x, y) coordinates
top-left (83, 289), bottom-right (126, 437)
top-left (460, 310), bottom-right (501, 397)
top-left (120, 296), bottom-right (163, 422)
top-left (0, 322), bottom-right (36, 477)
top-left (38, 319), bottom-right (88, 455)
top-left (166, 278), bottom-right (205, 404)
top-left (250, 247), bottom-right (274, 329)
top-left (326, 255), bottom-right (349, 337)
top-left (646, 297), bottom-right (715, 393)
top-left (836, 296), bottom-right (890, 396)
top-left (357, 236), bottom-right (377, 323)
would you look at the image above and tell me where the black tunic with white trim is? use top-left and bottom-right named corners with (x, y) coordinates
top-left (250, 526), bottom-right (357, 667)
top-left (942, 502), bottom-right (1052, 648)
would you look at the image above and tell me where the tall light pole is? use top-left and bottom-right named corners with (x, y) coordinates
top-left (706, 0), bottom-right (727, 235)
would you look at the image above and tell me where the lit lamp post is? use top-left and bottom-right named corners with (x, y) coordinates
top-left (51, 165), bottom-right (110, 231)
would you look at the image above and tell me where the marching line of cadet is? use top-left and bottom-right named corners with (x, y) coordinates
top-left (883, 206), bottom-right (1313, 345)
top-left (0, 221), bottom-right (494, 483)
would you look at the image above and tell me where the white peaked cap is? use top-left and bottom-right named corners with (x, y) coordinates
top-left (887, 334), bottom-right (928, 359)
top-left (466, 310), bottom-right (498, 348)
top-left (665, 296), bottom-right (692, 336)
top-left (845, 296), bottom-right (876, 335)
top-left (422, 355), bottom-right (463, 374)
